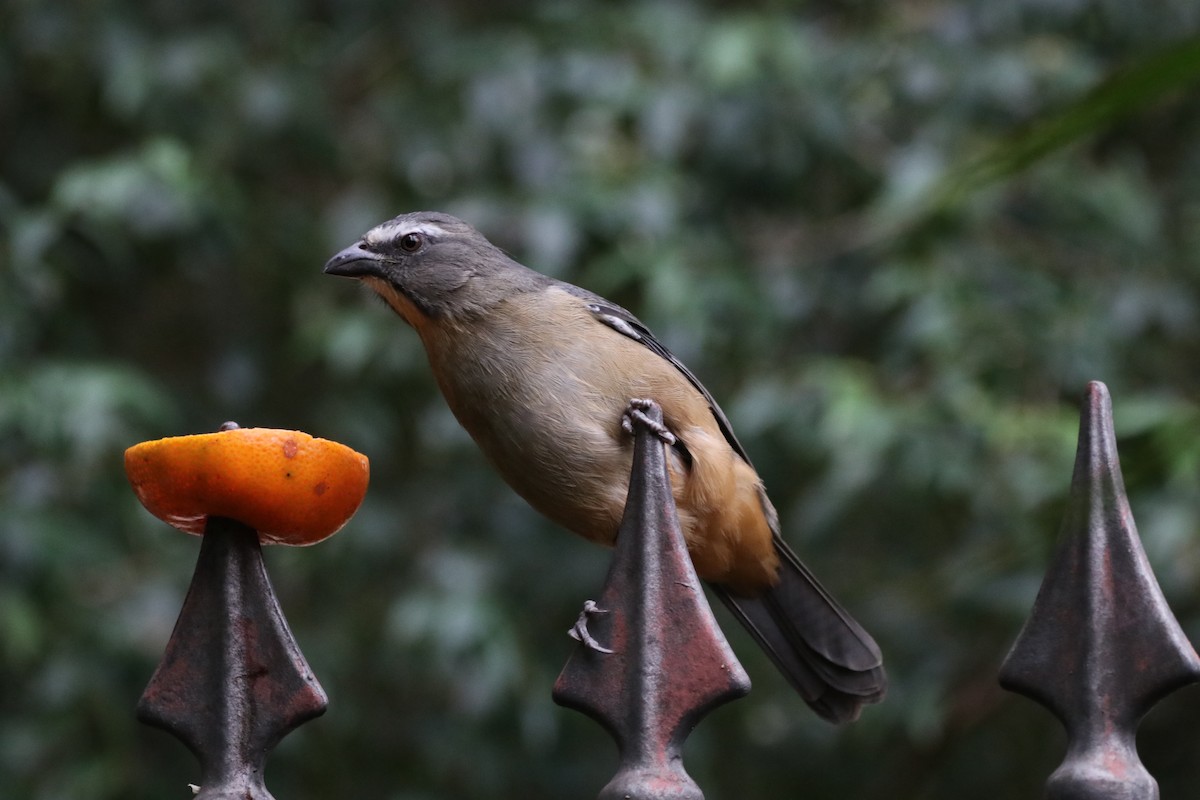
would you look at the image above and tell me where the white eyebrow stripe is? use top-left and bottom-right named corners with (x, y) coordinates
top-left (364, 221), bottom-right (449, 247)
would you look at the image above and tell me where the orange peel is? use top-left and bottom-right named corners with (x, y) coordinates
top-left (125, 427), bottom-right (369, 545)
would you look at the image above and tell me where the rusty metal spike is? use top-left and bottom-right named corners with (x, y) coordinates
top-left (553, 400), bottom-right (751, 800)
top-left (138, 516), bottom-right (328, 800)
top-left (999, 381), bottom-right (1200, 800)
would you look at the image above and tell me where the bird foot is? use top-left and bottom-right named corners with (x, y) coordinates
top-left (568, 600), bottom-right (614, 654)
top-left (621, 398), bottom-right (676, 445)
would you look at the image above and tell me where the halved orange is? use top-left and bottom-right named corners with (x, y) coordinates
top-left (125, 427), bottom-right (369, 545)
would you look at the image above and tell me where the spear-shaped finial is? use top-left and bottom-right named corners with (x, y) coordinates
top-left (553, 399), bottom-right (751, 800)
top-left (1000, 381), bottom-right (1200, 800)
top-left (137, 517), bottom-right (328, 799)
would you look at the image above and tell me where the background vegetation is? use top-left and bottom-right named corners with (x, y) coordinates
top-left (3, 1), bottom-right (1200, 797)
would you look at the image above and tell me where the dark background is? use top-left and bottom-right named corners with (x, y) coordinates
top-left (3, 1), bottom-right (1200, 797)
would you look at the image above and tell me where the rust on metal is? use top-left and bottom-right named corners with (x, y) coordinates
top-left (1000, 381), bottom-right (1200, 800)
top-left (553, 399), bottom-right (751, 800)
top-left (137, 516), bottom-right (328, 800)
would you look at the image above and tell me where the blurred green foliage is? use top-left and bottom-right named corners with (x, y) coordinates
top-left (3, 1), bottom-right (1200, 798)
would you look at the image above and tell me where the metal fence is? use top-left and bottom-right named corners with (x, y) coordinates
top-left (135, 382), bottom-right (1199, 799)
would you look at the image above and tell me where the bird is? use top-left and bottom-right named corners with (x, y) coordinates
top-left (324, 211), bottom-right (886, 722)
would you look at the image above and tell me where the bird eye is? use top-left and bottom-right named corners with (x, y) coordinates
top-left (398, 232), bottom-right (423, 253)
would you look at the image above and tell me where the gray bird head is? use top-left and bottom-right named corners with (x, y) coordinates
top-left (324, 211), bottom-right (544, 326)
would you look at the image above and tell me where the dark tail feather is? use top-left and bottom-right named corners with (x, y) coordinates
top-left (713, 536), bottom-right (886, 723)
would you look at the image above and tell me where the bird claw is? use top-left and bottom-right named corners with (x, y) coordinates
top-left (568, 599), bottom-right (614, 654)
top-left (621, 398), bottom-right (677, 445)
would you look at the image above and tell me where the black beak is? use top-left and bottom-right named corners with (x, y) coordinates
top-left (323, 242), bottom-right (386, 278)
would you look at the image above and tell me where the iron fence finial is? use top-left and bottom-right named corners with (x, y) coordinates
top-left (553, 399), bottom-right (751, 800)
top-left (137, 517), bottom-right (328, 799)
top-left (1000, 381), bottom-right (1200, 800)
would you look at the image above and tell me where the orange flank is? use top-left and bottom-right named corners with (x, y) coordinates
top-left (124, 428), bottom-right (369, 545)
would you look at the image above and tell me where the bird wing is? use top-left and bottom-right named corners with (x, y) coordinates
top-left (565, 284), bottom-right (887, 723)
top-left (562, 285), bottom-right (755, 469)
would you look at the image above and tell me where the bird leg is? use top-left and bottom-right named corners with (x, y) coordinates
top-left (568, 599), bottom-right (614, 654)
top-left (621, 398), bottom-right (677, 445)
